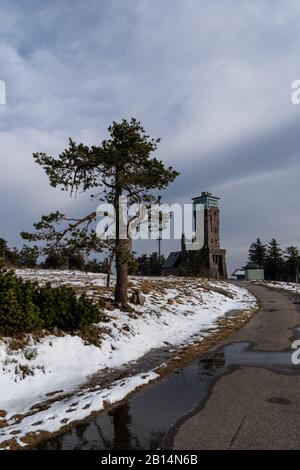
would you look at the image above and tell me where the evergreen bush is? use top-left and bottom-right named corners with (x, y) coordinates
top-left (0, 267), bottom-right (102, 334)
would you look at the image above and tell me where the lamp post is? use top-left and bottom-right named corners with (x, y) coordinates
top-left (157, 196), bottom-right (162, 275)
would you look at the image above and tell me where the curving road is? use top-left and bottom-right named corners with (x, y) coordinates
top-left (173, 283), bottom-right (300, 450)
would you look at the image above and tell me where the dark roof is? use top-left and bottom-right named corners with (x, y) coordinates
top-left (162, 251), bottom-right (181, 269)
top-left (192, 192), bottom-right (220, 200)
top-left (244, 263), bottom-right (264, 270)
top-left (231, 269), bottom-right (245, 276)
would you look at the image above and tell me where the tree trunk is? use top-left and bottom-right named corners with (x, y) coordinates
top-left (106, 253), bottom-right (114, 288)
top-left (296, 266), bottom-right (299, 284)
top-left (106, 270), bottom-right (111, 288)
top-left (114, 238), bottom-right (129, 306)
top-left (113, 185), bottom-right (129, 307)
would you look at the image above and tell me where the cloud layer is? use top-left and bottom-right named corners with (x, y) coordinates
top-left (1, 0), bottom-right (300, 272)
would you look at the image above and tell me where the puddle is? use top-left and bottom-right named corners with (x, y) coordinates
top-left (36, 338), bottom-right (300, 450)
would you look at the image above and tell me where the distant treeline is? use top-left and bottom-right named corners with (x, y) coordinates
top-left (248, 238), bottom-right (300, 282)
top-left (0, 237), bottom-right (98, 271)
top-left (129, 252), bottom-right (165, 276)
top-left (0, 237), bottom-right (164, 276)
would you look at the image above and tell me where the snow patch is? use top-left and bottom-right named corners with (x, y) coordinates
top-left (0, 372), bottom-right (157, 448)
top-left (260, 281), bottom-right (300, 295)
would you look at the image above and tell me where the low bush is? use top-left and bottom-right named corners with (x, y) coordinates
top-left (0, 267), bottom-right (102, 334)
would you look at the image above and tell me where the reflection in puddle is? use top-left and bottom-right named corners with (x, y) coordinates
top-left (37, 341), bottom-right (300, 450)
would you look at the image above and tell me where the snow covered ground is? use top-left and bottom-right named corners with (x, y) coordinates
top-left (0, 270), bottom-right (257, 449)
top-left (259, 280), bottom-right (300, 295)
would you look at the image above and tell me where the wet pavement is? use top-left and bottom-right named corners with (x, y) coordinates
top-left (36, 284), bottom-right (300, 450)
top-left (174, 284), bottom-right (300, 450)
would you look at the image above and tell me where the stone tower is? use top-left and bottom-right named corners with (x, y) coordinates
top-left (190, 192), bottom-right (227, 279)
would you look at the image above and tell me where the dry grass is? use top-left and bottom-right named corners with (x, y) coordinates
top-left (7, 337), bottom-right (29, 351)
top-left (77, 325), bottom-right (103, 347)
top-left (137, 280), bottom-right (155, 295)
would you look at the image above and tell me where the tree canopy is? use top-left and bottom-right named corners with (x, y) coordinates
top-left (22, 118), bottom-right (179, 305)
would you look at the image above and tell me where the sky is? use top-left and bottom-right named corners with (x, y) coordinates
top-left (1, 0), bottom-right (300, 273)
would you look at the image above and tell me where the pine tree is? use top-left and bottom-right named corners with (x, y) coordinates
top-left (136, 254), bottom-right (150, 276)
top-left (22, 119), bottom-right (179, 306)
top-left (248, 238), bottom-right (267, 266)
top-left (0, 238), bottom-right (7, 259)
top-left (0, 238), bottom-right (20, 266)
top-left (127, 251), bottom-right (140, 275)
top-left (18, 245), bottom-right (39, 268)
top-left (265, 239), bottom-right (284, 280)
top-left (43, 250), bottom-right (69, 269)
top-left (149, 252), bottom-right (165, 276)
top-left (284, 246), bottom-right (300, 282)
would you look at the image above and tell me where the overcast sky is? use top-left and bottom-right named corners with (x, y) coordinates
top-left (1, 0), bottom-right (300, 273)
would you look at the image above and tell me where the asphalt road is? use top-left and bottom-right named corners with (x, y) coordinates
top-left (173, 283), bottom-right (300, 450)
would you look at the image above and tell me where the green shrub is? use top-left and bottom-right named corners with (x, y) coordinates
top-left (0, 267), bottom-right (102, 334)
top-left (0, 270), bottom-right (42, 334)
top-left (33, 284), bottom-right (101, 330)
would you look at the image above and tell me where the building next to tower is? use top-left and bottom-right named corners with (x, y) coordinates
top-left (162, 191), bottom-right (227, 279)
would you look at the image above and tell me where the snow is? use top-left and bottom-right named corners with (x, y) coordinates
top-left (0, 270), bottom-right (257, 448)
top-left (0, 372), bottom-right (157, 449)
top-left (259, 281), bottom-right (300, 295)
top-left (15, 269), bottom-right (110, 288)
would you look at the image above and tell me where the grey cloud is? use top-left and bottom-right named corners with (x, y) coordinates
top-left (165, 115), bottom-right (300, 202)
top-left (1, 0), bottom-right (300, 272)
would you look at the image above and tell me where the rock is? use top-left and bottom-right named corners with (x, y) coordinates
top-left (130, 291), bottom-right (145, 305)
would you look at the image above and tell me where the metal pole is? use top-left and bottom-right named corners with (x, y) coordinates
top-left (158, 196), bottom-right (162, 275)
